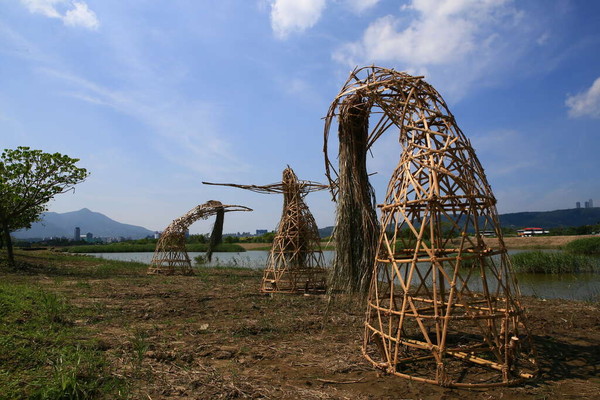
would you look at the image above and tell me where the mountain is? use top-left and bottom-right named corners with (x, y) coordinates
top-left (12, 208), bottom-right (154, 240)
top-left (318, 226), bottom-right (334, 238)
top-left (317, 207), bottom-right (600, 236)
top-left (498, 207), bottom-right (600, 229)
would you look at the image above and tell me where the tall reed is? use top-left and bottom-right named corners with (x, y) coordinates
top-left (564, 237), bottom-right (600, 256)
top-left (510, 251), bottom-right (600, 274)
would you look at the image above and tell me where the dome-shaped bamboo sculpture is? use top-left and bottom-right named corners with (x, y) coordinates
top-left (328, 67), bottom-right (537, 387)
top-left (204, 167), bottom-right (328, 293)
top-left (148, 200), bottom-right (252, 275)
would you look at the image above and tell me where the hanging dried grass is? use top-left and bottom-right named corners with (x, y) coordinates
top-left (206, 206), bottom-right (224, 262)
top-left (325, 94), bottom-right (378, 295)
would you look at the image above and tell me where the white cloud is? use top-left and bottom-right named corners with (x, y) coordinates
top-left (63, 2), bottom-right (99, 30)
top-left (335, 0), bottom-right (515, 66)
top-left (536, 32), bottom-right (550, 45)
top-left (346, 0), bottom-right (380, 14)
top-left (565, 77), bottom-right (600, 118)
top-left (331, 0), bottom-right (534, 100)
top-left (20, 0), bottom-right (99, 30)
top-left (270, 0), bottom-right (326, 39)
top-left (38, 67), bottom-right (247, 176)
top-left (20, 0), bottom-right (62, 18)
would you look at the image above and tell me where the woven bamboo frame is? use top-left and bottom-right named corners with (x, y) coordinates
top-left (148, 200), bottom-right (251, 275)
top-left (204, 167), bottom-right (328, 294)
top-left (328, 67), bottom-right (537, 387)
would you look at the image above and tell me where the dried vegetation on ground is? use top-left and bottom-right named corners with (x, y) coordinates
top-left (1, 250), bottom-right (599, 399)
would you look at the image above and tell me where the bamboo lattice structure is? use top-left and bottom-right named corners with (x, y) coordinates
top-left (203, 167), bottom-right (328, 293)
top-left (328, 67), bottom-right (537, 387)
top-left (148, 200), bottom-right (251, 275)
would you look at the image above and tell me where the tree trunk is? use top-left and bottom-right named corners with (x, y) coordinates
top-left (2, 222), bottom-right (15, 268)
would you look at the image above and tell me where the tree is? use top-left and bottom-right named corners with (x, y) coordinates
top-left (0, 147), bottom-right (89, 268)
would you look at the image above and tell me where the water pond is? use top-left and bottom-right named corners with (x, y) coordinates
top-left (85, 250), bottom-right (600, 301)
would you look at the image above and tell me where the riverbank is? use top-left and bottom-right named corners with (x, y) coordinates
top-left (63, 243), bottom-right (245, 253)
top-left (484, 234), bottom-right (598, 249)
top-left (1, 250), bottom-right (599, 399)
top-left (237, 242), bottom-right (335, 251)
top-left (236, 235), bottom-right (598, 251)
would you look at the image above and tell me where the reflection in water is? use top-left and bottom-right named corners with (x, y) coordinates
top-left (85, 250), bottom-right (599, 301)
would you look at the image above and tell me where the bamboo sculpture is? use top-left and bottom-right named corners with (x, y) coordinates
top-left (327, 67), bottom-right (537, 387)
top-left (203, 167), bottom-right (328, 293)
top-left (148, 200), bottom-right (251, 275)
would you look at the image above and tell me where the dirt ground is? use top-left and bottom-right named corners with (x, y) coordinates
top-left (5, 252), bottom-right (600, 399)
top-left (483, 235), bottom-right (598, 250)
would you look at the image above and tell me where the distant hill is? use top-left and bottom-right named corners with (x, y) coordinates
top-left (12, 208), bottom-right (154, 240)
top-left (498, 207), bottom-right (600, 229)
top-left (318, 226), bottom-right (334, 238)
top-left (318, 208), bottom-right (600, 236)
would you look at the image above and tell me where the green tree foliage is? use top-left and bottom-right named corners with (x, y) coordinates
top-left (0, 147), bottom-right (88, 268)
top-left (224, 235), bottom-right (239, 244)
top-left (549, 224), bottom-right (600, 236)
top-left (187, 234), bottom-right (207, 244)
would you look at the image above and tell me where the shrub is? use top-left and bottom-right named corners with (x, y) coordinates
top-left (510, 251), bottom-right (600, 274)
top-left (564, 237), bottom-right (600, 256)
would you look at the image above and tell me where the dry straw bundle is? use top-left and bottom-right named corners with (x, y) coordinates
top-left (326, 66), bottom-right (537, 387)
top-left (148, 200), bottom-right (251, 275)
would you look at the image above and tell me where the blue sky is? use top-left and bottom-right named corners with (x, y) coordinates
top-left (1, 0), bottom-right (599, 235)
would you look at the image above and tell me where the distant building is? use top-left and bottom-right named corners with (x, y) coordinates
top-left (256, 229), bottom-right (268, 236)
top-left (589, 198), bottom-right (594, 208)
top-left (74, 226), bottom-right (80, 241)
top-left (585, 201), bottom-right (590, 208)
top-left (85, 232), bottom-right (93, 242)
top-left (223, 231), bottom-right (253, 237)
top-left (576, 202), bottom-right (581, 209)
top-left (154, 231), bottom-right (161, 239)
top-left (517, 227), bottom-right (549, 237)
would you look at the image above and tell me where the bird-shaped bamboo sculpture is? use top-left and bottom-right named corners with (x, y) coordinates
top-left (148, 200), bottom-right (251, 275)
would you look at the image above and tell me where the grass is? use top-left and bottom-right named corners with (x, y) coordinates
top-left (0, 282), bottom-right (126, 399)
top-left (64, 243), bottom-right (246, 253)
top-left (130, 329), bottom-right (150, 370)
top-left (510, 251), bottom-right (600, 274)
top-left (564, 237), bottom-right (600, 255)
top-left (10, 250), bottom-right (148, 278)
